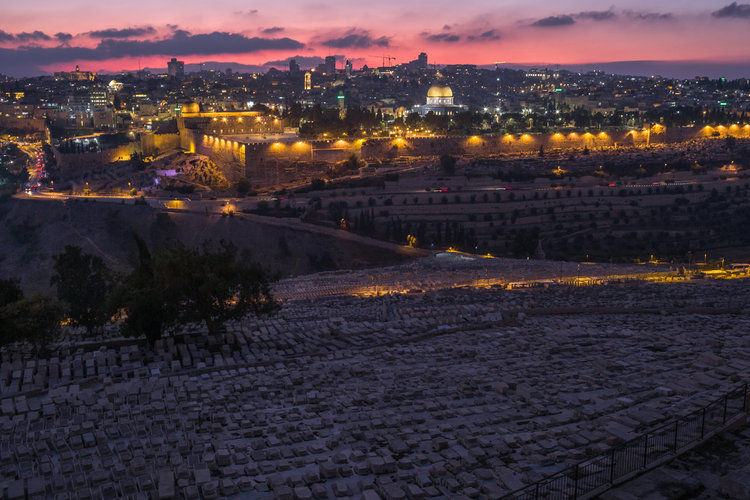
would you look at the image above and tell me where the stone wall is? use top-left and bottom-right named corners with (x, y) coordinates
top-left (0, 115), bottom-right (47, 135)
top-left (140, 133), bottom-right (181, 156)
top-left (54, 144), bottom-right (138, 178)
top-left (186, 125), bottom-right (750, 183)
top-left (195, 135), bottom-right (246, 182)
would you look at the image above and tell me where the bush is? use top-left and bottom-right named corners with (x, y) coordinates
top-left (237, 177), bottom-right (252, 195)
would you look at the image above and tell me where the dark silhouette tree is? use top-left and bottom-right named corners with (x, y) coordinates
top-left (439, 154), bottom-right (457, 176)
top-left (0, 293), bottom-right (62, 351)
top-left (51, 246), bottom-right (113, 333)
top-left (0, 278), bottom-right (23, 308)
top-left (113, 236), bottom-right (277, 343)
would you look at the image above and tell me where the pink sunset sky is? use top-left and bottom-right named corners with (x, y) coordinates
top-left (1, 0), bottom-right (749, 77)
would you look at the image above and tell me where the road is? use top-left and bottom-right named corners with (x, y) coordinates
top-left (13, 140), bottom-right (45, 193)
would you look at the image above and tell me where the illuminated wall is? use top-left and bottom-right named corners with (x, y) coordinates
top-left (244, 139), bottom-right (362, 176)
top-left (177, 113), bottom-right (283, 136)
top-left (54, 144), bottom-right (137, 177)
top-left (186, 124), bottom-right (750, 185)
top-left (198, 135), bottom-right (248, 182)
top-left (141, 133), bottom-right (180, 156)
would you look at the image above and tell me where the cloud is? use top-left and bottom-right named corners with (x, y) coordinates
top-left (55, 33), bottom-right (73, 43)
top-left (530, 9), bottom-right (669, 26)
top-left (531, 15), bottom-right (575, 27)
top-left (15, 31), bottom-right (52, 41)
top-left (423, 32), bottom-right (461, 42)
top-left (467, 29), bottom-right (501, 41)
top-left (96, 31), bottom-right (303, 58)
top-left (624, 11), bottom-right (674, 21)
top-left (0, 30), bottom-right (13, 42)
top-left (712, 2), bottom-right (750, 18)
top-left (0, 31), bottom-right (305, 76)
top-left (262, 27), bottom-right (285, 34)
top-left (89, 27), bottom-right (157, 39)
top-left (321, 31), bottom-right (389, 48)
top-left (575, 10), bottom-right (617, 21)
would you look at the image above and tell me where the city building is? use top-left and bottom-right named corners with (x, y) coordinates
top-left (89, 89), bottom-right (109, 110)
top-left (405, 52), bottom-right (428, 73)
top-left (54, 65), bottom-right (96, 81)
top-left (167, 58), bottom-right (185, 79)
top-left (321, 56), bottom-right (336, 75)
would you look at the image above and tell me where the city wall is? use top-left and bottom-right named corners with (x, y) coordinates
top-left (195, 134), bottom-right (247, 182)
top-left (0, 115), bottom-right (47, 135)
top-left (140, 133), bottom-right (180, 156)
top-left (53, 144), bottom-right (137, 178)
top-left (176, 124), bottom-right (750, 183)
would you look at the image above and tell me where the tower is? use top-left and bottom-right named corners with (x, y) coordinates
top-left (304, 71), bottom-right (312, 91)
top-left (324, 55), bottom-right (336, 74)
top-left (338, 91), bottom-right (345, 118)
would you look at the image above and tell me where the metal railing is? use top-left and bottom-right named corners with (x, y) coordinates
top-left (504, 384), bottom-right (748, 500)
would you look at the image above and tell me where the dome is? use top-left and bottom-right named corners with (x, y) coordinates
top-left (427, 85), bottom-right (453, 98)
top-left (182, 102), bottom-right (200, 114)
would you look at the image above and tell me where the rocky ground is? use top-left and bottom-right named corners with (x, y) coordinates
top-left (0, 269), bottom-right (749, 499)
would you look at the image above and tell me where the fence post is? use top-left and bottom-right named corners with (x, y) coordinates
top-left (723, 394), bottom-right (728, 424)
top-left (573, 464), bottom-right (579, 500)
top-left (643, 434), bottom-right (648, 468)
top-left (609, 448), bottom-right (615, 485)
top-left (673, 420), bottom-right (679, 452)
top-left (535, 482), bottom-right (539, 500)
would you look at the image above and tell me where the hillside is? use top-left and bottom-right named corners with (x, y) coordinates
top-left (0, 197), bottom-right (416, 292)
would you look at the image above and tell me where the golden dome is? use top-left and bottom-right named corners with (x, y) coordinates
top-left (427, 85), bottom-right (453, 98)
top-left (182, 102), bottom-right (200, 114)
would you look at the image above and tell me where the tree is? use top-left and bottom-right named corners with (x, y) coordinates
top-left (111, 235), bottom-right (179, 344)
top-left (51, 246), bottom-right (113, 333)
top-left (113, 236), bottom-right (278, 343)
top-left (160, 240), bottom-right (278, 334)
top-left (439, 155), bottom-right (457, 176)
top-left (0, 295), bottom-right (63, 351)
top-left (343, 153), bottom-right (361, 172)
top-left (0, 278), bottom-right (23, 307)
top-left (237, 177), bottom-right (252, 195)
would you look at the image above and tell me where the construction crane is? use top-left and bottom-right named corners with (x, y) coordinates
top-left (369, 55), bottom-right (396, 67)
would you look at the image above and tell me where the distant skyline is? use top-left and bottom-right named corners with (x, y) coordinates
top-left (1, 0), bottom-right (750, 78)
